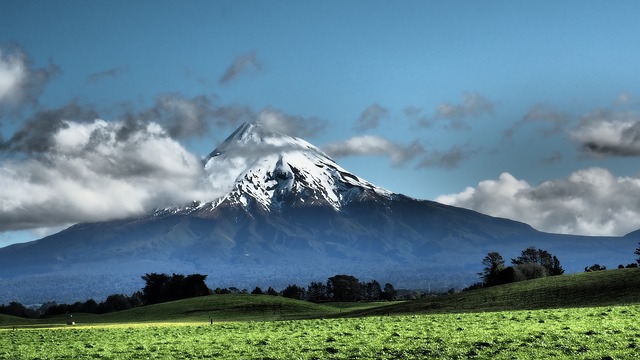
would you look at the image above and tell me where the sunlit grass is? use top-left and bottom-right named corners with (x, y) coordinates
top-left (2, 305), bottom-right (639, 359)
top-left (2, 269), bottom-right (639, 358)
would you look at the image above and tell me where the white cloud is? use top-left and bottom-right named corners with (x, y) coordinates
top-left (323, 135), bottom-right (423, 167)
top-left (572, 110), bottom-right (640, 157)
top-left (0, 49), bottom-right (26, 102)
top-left (436, 168), bottom-right (640, 236)
top-left (0, 46), bottom-right (59, 114)
top-left (0, 119), bottom-right (222, 232)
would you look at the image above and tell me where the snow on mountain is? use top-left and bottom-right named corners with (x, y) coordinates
top-left (166, 122), bottom-right (393, 214)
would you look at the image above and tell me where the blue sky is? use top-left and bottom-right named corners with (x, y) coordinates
top-left (2, 0), bottom-right (640, 245)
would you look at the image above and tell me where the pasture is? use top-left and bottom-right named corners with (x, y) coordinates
top-left (2, 304), bottom-right (640, 359)
top-left (2, 269), bottom-right (640, 359)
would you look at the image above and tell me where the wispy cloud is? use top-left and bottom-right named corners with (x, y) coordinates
top-left (87, 67), bottom-right (127, 82)
top-left (257, 108), bottom-right (326, 138)
top-left (323, 135), bottom-right (476, 170)
top-left (615, 92), bottom-right (632, 105)
top-left (541, 151), bottom-right (563, 164)
top-left (505, 104), bottom-right (571, 138)
top-left (435, 92), bottom-right (494, 120)
top-left (219, 51), bottom-right (262, 85)
top-left (353, 103), bottom-right (389, 132)
top-left (135, 93), bottom-right (218, 140)
top-left (417, 143), bottom-right (476, 169)
top-left (410, 92), bottom-right (495, 130)
top-left (436, 168), bottom-right (640, 236)
top-left (323, 135), bottom-right (424, 167)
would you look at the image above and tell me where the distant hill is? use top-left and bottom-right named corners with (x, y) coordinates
top-left (352, 268), bottom-right (640, 316)
top-left (0, 122), bottom-right (636, 304)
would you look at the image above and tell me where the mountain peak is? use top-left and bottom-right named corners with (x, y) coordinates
top-left (190, 122), bottom-right (393, 213)
top-left (204, 122), bottom-right (318, 162)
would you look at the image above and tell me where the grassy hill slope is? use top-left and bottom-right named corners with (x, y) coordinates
top-left (1, 294), bottom-right (395, 328)
top-left (95, 294), bottom-right (342, 323)
top-left (0, 314), bottom-right (33, 327)
top-left (2, 269), bottom-right (638, 327)
top-left (354, 268), bottom-right (640, 317)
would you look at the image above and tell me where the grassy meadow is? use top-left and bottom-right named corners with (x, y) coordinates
top-left (1, 268), bottom-right (640, 359)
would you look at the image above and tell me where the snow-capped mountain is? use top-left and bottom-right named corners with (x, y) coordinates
top-left (164, 121), bottom-right (392, 214)
top-left (0, 122), bottom-right (635, 304)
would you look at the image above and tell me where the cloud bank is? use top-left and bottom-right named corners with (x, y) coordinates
top-left (0, 118), bottom-right (220, 232)
top-left (436, 168), bottom-right (640, 236)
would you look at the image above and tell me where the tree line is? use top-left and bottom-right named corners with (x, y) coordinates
top-left (0, 273), bottom-right (396, 318)
top-left (5, 243), bottom-right (640, 318)
top-left (476, 242), bottom-right (640, 289)
top-left (477, 247), bottom-right (565, 288)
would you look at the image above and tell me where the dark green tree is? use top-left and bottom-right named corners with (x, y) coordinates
top-left (635, 242), bottom-right (640, 265)
top-left (381, 283), bottom-right (397, 301)
top-left (585, 264), bottom-right (607, 272)
top-left (327, 274), bottom-right (362, 301)
top-left (307, 282), bottom-right (328, 302)
top-left (515, 263), bottom-right (547, 280)
top-left (129, 292), bottom-right (144, 308)
top-left (141, 273), bottom-right (171, 304)
top-left (512, 247), bottom-right (563, 276)
top-left (80, 299), bottom-right (99, 314)
top-left (549, 255), bottom-right (565, 275)
top-left (364, 280), bottom-right (382, 300)
top-left (251, 286), bottom-right (264, 295)
top-left (282, 284), bottom-right (305, 300)
top-left (266, 287), bottom-right (279, 296)
top-left (99, 294), bottom-right (132, 313)
top-left (1, 301), bottom-right (29, 317)
top-left (480, 252), bottom-right (505, 286)
top-left (141, 273), bottom-right (209, 305)
top-left (495, 266), bottom-right (523, 284)
top-left (183, 274), bottom-right (209, 297)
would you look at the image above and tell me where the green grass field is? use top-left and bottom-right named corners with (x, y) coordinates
top-left (1, 268), bottom-right (639, 359)
top-left (2, 305), bottom-right (639, 359)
